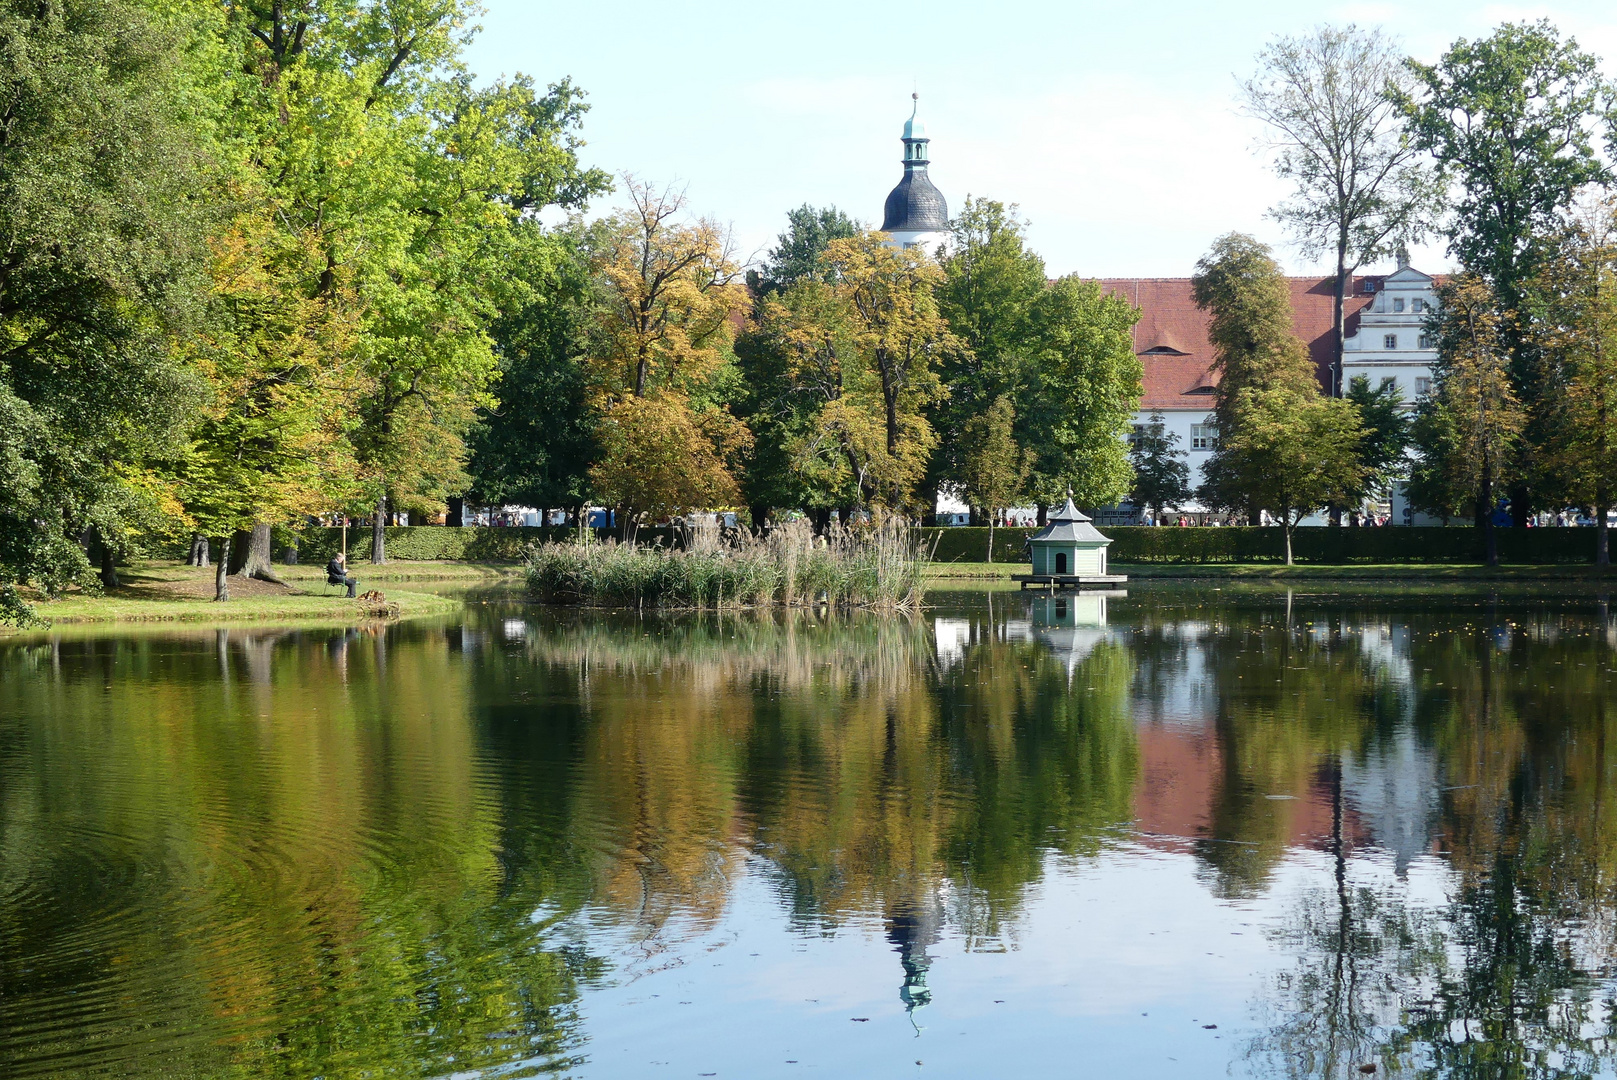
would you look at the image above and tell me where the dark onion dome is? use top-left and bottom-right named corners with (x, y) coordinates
top-left (882, 170), bottom-right (948, 233)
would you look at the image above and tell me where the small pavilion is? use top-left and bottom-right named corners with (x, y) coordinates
top-left (1014, 498), bottom-right (1127, 589)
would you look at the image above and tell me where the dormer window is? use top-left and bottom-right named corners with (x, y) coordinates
top-left (1393, 298), bottom-right (1405, 313)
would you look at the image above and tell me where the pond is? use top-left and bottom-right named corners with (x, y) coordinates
top-left (4, 585), bottom-right (1617, 1078)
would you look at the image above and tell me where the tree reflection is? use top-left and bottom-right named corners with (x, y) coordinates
top-left (0, 625), bottom-right (601, 1079)
top-left (1226, 594), bottom-right (1617, 1079)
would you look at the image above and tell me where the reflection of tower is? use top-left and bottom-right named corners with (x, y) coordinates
top-left (880, 94), bottom-right (949, 252)
top-left (885, 896), bottom-right (941, 1029)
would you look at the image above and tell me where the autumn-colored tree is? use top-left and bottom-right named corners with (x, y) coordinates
top-left (1527, 219), bottom-right (1617, 563)
top-left (175, 208), bottom-right (360, 600)
top-left (739, 278), bottom-right (864, 526)
top-left (959, 396), bottom-right (1031, 562)
top-left (818, 234), bottom-right (954, 510)
top-left (1408, 274), bottom-right (1525, 564)
top-left (203, 1), bottom-right (608, 563)
top-left (586, 180), bottom-right (750, 528)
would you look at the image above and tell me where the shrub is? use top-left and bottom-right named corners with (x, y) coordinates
top-left (526, 518), bottom-right (925, 609)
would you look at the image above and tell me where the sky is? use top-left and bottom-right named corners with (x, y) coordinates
top-left (463, 1), bottom-right (1617, 279)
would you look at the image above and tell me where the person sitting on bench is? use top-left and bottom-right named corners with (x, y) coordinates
top-left (327, 551), bottom-right (358, 598)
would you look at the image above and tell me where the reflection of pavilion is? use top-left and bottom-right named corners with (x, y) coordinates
top-left (1027, 593), bottom-right (1117, 679)
top-left (885, 895), bottom-right (941, 1031)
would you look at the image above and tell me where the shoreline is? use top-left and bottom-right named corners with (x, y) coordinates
top-left (7, 561), bottom-right (485, 632)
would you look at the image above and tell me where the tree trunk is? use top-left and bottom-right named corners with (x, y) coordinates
top-left (1284, 521), bottom-right (1294, 566)
top-left (371, 497), bottom-right (387, 564)
top-left (1480, 477), bottom-right (1498, 567)
top-left (749, 503), bottom-right (770, 536)
top-left (1331, 255), bottom-right (1348, 397)
top-left (986, 515), bottom-right (996, 564)
top-left (214, 535), bottom-right (231, 601)
top-left (1598, 504), bottom-right (1610, 566)
top-left (97, 530), bottom-right (119, 589)
top-left (447, 496), bottom-right (464, 527)
top-left (1036, 503), bottom-right (1048, 527)
top-left (1510, 484), bottom-right (1528, 529)
top-left (232, 523), bottom-right (283, 583)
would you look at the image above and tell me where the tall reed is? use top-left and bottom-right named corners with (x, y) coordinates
top-left (525, 516), bottom-right (926, 610)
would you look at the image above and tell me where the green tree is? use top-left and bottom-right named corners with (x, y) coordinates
top-left (1525, 218), bottom-right (1617, 562)
top-left (1243, 24), bottom-right (1434, 394)
top-left (1343, 374), bottom-right (1411, 520)
top-left (1203, 387), bottom-right (1364, 563)
top-left (735, 276), bottom-right (863, 529)
top-left (1127, 414), bottom-right (1192, 519)
top-left (208, 0), bottom-right (609, 563)
top-left (0, 0), bottom-right (210, 623)
top-left (1395, 20), bottom-right (1614, 522)
top-left (750, 204), bottom-right (861, 295)
top-left (934, 199), bottom-right (1047, 515)
top-left (1193, 234), bottom-right (1363, 559)
top-left (736, 205), bottom-right (862, 527)
top-left (1192, 233), bottom-right (1322, 413)
top-left (1408, 274), bottom-right (1524, 563)
top-left (959, 395), bottom-right (1031, 562)
top-left (1021, 276), bottom-right (1142, 509)
top-left (466, 224), bottom-right (599, 519)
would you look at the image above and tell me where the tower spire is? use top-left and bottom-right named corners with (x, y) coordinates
top-left (902, 92), bottom-right (929, 167)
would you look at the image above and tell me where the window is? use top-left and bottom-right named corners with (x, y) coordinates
top-left (1418, 333), bottom-right (1434, 349)
top-left (1127, 423), bottom-right (1144, 445)
top-left (1380, 376), bottom-right (1397, 393)
top-left (1393, 298), bottom-right (1405, 313)
top-left (1384, 334), bottom-right (1398, 350)
top-left (1416, 376), bottom-right (1432, 397)
top-left (1191, 423), bottom-right (1218, 450)
top-left (1412, 298), bottom-right (1425, 313)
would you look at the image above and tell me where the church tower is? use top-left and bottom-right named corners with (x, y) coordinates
top-left (881, 94), bottom-right (949, 252)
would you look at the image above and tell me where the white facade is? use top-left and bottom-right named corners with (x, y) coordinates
top-left (887, 228), bottom-right (949, 254)
top-left (1116, 264), bottom-right (1441, 523)
top-left (1341, 264), bottom-right (1439, 404)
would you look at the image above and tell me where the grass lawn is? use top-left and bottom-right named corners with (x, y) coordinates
top-left (14, 561), bottom-right (466, 630)
top-left (923, 562), bottom-right (1021, 579)
top-left (275, 560), bottom-right (523, 585)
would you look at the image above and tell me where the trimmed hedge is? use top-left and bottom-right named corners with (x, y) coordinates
top-left (918, 527), bottom-right (1036, 563)
top-left (286, 525), bottom-right (681, 563)
top-left (920, 525), bottom-right (1600, 564)
top-left (248, 522), bottom-right (1605, 566)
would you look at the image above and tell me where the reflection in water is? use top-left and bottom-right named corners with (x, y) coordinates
top-left (3, 589), bottom-right (1617, 1076)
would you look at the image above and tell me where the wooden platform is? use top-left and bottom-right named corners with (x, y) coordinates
top-left (1011, 574), bottom-right (1129, 590)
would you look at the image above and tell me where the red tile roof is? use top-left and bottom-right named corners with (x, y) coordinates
top-left (1099, 276), bottom-right (1376, 410)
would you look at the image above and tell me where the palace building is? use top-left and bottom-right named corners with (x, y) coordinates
top-left (873, 98), bottom-right (1440, 521)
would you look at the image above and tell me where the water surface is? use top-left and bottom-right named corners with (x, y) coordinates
top-left (5, 586), bottom-right (1617, 1077)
